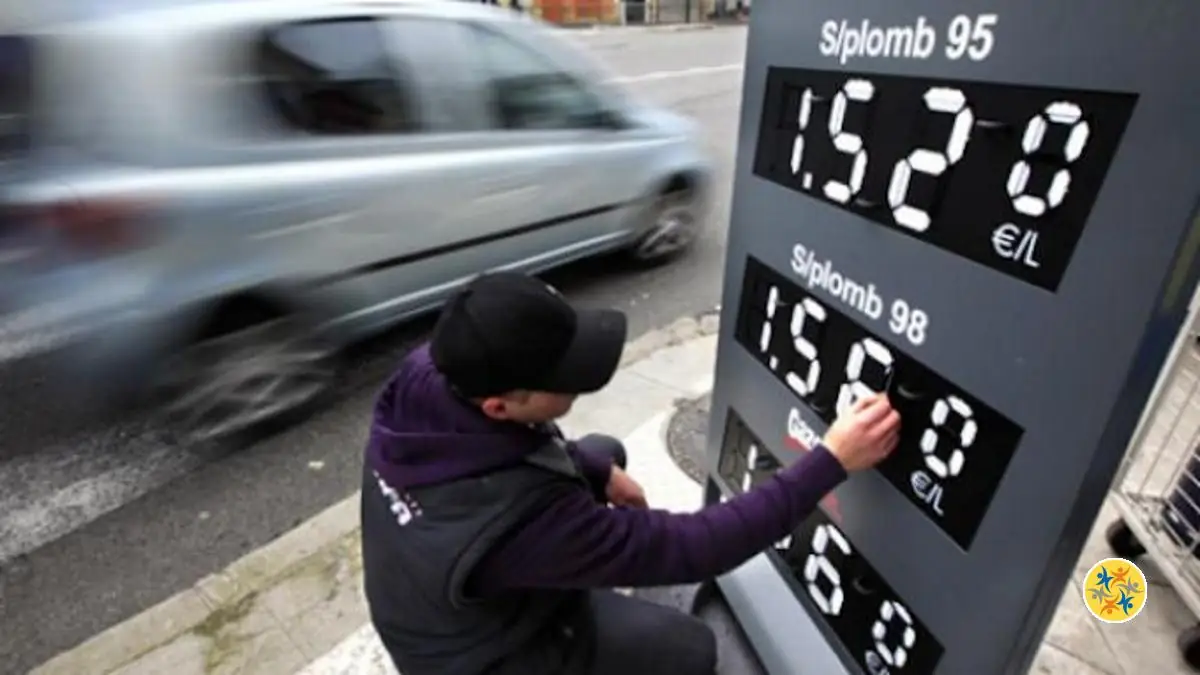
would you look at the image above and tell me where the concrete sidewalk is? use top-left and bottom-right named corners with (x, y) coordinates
top-left (29, 314), bottom-right (1200, 675)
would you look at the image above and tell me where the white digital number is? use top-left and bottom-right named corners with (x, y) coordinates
top-left (742, 444), bottom-right (760, 493)
top-left (873, 600), bottom-right (918, 668)
top-left (785, 298), bottom-right (827, 397)
top-left (1005, 101), bottom-right (1090, 218)
top-left (775, 533), bottom-right (793, 553)
top-left (823, 79), bottom-right (875, 204)
top-left (920, 395), bottom-right (977, 479)
top-left (803, 523), bottom-right (851, 616)
top-left (888, 87), bottom-right (975, 233)
top-left (790, 88), bottom-right (816, 177)
top-left (836, 337), bottom-right (894, 416)
top-left (759, 285), bottom-right (780, 370)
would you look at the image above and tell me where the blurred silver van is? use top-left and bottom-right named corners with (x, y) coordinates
top-left (0, 0), bottom-right (712, 443)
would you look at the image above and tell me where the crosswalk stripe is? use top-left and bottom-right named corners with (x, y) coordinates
top-left (0, 430), bottom-right (196, 563)
top-left (611, 63), bottom-right (741, 84)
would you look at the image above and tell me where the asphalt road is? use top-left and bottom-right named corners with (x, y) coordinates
top-left (0, 25), bottom-right (749, 674)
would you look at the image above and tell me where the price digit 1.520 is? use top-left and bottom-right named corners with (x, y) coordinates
top-left (887, 87), bottom-right (975, 233)
top-left (790, 88), bottom-right (816, 178)
top-left (824, 79), bottom-right (875, 204)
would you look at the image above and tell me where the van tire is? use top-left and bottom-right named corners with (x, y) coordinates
top-left (155, 301), bottom-right (340, 448)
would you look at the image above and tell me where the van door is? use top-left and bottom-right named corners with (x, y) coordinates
top-left (454, 20), bottom-right (651, 257)
top-left (243, 15), bottom-right (439, 320)
top-left (358, 14), bottom-right (572, 316)
top-left (245, 14), bottom-right (555, 325)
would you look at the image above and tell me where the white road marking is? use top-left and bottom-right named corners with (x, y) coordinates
top-left (0, 433), bottom-right (199, 563)
top-left (294, 625), bottom-right (397, 675)
top-left (611, 63), bottom-right (742, 84)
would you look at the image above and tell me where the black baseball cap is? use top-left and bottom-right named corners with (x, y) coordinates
top-left (430, 271), bottom-right (628, 398)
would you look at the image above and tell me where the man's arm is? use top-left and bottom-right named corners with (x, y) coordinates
top-left (469, 445), bottom-right (847, 594)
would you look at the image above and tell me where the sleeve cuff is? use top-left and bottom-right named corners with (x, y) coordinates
top-left (567, 442), bottom-right (614, 494)
top-left (791, 443), bottom-right (848, 487)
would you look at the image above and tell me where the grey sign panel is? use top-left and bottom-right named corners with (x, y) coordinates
top-left (705, 1), bottom-right (1200, 674)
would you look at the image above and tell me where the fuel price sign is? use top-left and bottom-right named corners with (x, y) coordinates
top-left (718, 414), bottom-right (945, 674)
top-left (705, 2), bottom-right (1200, 674)
top-left (734, 256), bottom-right (1024, 548)
top-left (753, 67), bottom-right (1137, 291)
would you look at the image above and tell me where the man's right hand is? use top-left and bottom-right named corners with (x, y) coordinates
top-left (822, 393), bottom-right (901, 472)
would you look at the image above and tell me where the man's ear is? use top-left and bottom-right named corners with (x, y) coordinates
top-left (478, 396), bottom-right (510, 420)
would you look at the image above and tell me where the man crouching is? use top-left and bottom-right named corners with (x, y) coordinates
top-left (361, 271), bottom-right (899, 675)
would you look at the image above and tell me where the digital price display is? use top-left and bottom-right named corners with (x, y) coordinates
top-left (716, 412), bottom-right (944, 675)
top-left (752, 67), bottom-right (1137, 292)
top-left (734, 255), bottom-right (1024, 549)
top-left (706, 3), bottom-right (1200, 674)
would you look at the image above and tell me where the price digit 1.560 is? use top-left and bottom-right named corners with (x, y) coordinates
top-left (786, 298), bottom-right (827, 397)
top-left (919, 395), bottom-right (977, 479)
top-left (836, 337), bottom-right (894, 416)
top-left (758, 285), bottom-right (781, 370)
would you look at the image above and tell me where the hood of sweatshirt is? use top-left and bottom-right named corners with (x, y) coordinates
top-left (365, 344), bottom-right (554, 491)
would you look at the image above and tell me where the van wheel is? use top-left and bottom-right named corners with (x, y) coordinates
top-left (156, 313), bottom-right (339, 446)
top-left (625, 190), bottom-right (699, 265)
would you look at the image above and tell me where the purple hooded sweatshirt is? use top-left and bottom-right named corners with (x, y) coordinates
top-left (366, 344), bottom-right (849, 593)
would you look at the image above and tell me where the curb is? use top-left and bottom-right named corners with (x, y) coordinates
top-left (31, 311), bottom-right (722, 675)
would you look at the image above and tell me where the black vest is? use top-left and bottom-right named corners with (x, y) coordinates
top-left (361, 438), bottom-right (595, 675)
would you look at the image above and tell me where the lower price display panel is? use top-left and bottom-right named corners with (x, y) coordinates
top-left (717, 411), bottom-right (944, 675)
top-left (733, 255), bottom-right (1024, 550)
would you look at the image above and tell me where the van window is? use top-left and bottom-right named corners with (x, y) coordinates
top-left (253, 17), bottom-right (421, 135)
top-left (0, 35), bottom-right (34, 160)
top-left (382, 18), bottom-right (487, 133)
top-left (465, 26), bottom-right (604, 131)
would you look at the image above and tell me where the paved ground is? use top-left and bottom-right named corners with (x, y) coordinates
top-left (30, 318), bottom-right (731, 675)
top-left (0, 25), bottom-right (750, 675)
top-left (32, 326), bottom-right (1200, 675)
top-left (666, 390), bottom-right (711, 483)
